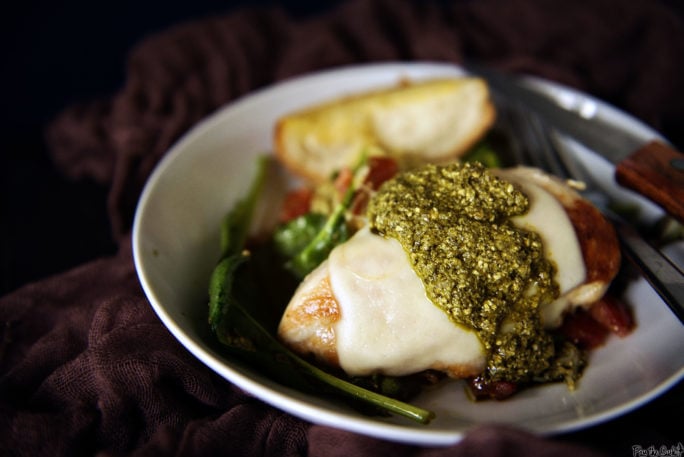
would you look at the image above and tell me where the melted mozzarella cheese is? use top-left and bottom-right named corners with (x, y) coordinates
top-left (279, 168), bottom-right (591, 378)
top-left (328, 227), bottom-right (485, 377)
top-left (496, 169), bottom-right (586, 297)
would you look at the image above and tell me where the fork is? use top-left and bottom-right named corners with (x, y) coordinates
top-left (501, 101), bottom-right (684, 325)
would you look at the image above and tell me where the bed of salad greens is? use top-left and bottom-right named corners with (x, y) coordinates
top-left (206, 152), bottom-right (464, 424)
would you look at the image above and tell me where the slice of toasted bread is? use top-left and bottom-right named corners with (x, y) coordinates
top-left (274, 77), bottom-right (496, 184)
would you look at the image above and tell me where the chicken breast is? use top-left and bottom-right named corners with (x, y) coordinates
top-left (500, 167), bottom-right (621, 327)
top-left (277, 166), bottom-right (620, 378)
top-left (278, 227), bottom-right (487, 378)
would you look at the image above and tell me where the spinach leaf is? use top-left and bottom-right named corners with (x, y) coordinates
top-left (463, 140), bottom-right (502, 169)
top-left (273, 212), bottom-right (328, 259)
top-left (279, 152), bottom-right (371, 279)
top-left (284, 204), bottom-right (350, 278)
top-left (206, 155), bottom-right (435, 424)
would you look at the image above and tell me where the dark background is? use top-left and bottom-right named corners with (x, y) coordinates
top-left (0, 1), bottom-right (343, 296)
top-left (2, 0), bottom-right (682, 294)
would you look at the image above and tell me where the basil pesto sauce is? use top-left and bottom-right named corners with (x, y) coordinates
top-left (367, 162), bottom-right (583, 385)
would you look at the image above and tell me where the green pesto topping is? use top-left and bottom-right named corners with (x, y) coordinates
top-left (367, 162), bottom-right (579, 385)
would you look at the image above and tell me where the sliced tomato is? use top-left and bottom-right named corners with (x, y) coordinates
top-left (334, 167), bottom-right (354, 197)
top-left (350, 191), bottom-right (370, 215)
top-left (588, 295), bottom-right (635, 337)
top-left (558, 309), bottom-right (609, 349)
top-left (365, 156), bottom-right (399, 190)
top-left (279, 187), bottom-right (314, 222)
top-left (467, 376), bottom-right (518, 401)
top-left (280, 157), bottom-right (399, 222)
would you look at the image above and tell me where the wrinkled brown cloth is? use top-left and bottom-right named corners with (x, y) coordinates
top-left (2, 0), bottom-right (683, 456)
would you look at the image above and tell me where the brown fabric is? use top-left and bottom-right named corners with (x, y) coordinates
top-left (2, 0), bottom-right (683, 455)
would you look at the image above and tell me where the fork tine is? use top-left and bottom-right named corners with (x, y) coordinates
top-left (506, 103), bottom-right (597, 196)
top-left (499, 100), bottom-right (562, 175)
top-left (512, 105), bottom-right (573, 179)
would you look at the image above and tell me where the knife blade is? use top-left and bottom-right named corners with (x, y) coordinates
top-left (465, 64), bottom-right (684, 223)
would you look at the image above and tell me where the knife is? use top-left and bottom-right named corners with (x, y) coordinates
top-left (464, 64), bottom-right (684, 223)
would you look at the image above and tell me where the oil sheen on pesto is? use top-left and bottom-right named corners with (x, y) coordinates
top-left (367, 162), bottom-right (578, 385)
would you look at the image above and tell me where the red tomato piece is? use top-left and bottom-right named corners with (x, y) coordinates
top-left (467, 376), bottom-right (518, 401)
top-left (280, 187), bottom-right (313, 222)
top-left (588, 295), bottom-right (635, 337)
top-left (350, 191), bottom-right (370, 215)
top-left (365, 156), bottom-right (399, 189)
top-left (558, 309), bottom-right (609, 349)
top-left (334, 167), bottom-right (353, 196)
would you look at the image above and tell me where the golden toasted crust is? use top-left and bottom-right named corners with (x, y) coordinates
top-left (274, 77), bottom-right (496, 184)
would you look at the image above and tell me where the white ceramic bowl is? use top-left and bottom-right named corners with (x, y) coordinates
top-left (132, 62), bottom-right (684, 446)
